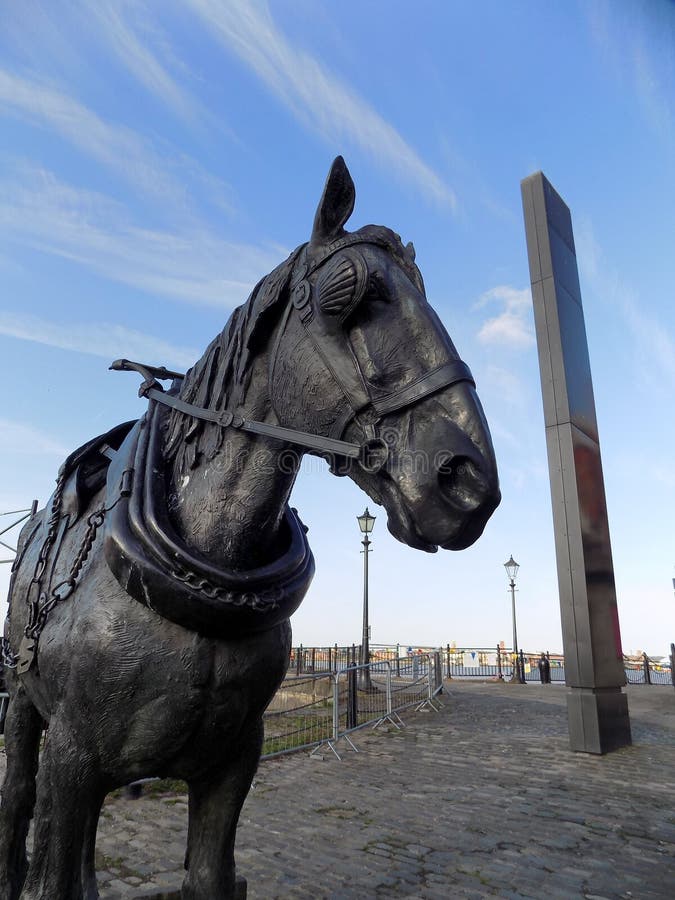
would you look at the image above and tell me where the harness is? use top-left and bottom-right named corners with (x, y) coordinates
top-left (112, 235), bottom-right (475, 472)
top-left (3, 421), bottom-right (137, 674)
top-left (101, 406), bottom-right (315, 639)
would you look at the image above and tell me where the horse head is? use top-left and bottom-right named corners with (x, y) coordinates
top-left (270, 157), bottom-right (500, 552)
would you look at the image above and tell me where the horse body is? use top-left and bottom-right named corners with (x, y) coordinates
top-left (0, 157), bottom-right (500, 899)
top-left (10, 540), bottom-right (288, 780)
top-left (3, 478), bottom-right (291, 899)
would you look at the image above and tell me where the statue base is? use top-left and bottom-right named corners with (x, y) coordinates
top-left (136, 875), bottom-right (247, 898)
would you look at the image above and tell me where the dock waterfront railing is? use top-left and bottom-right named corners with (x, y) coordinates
top-left (289, 643), bottom-right (675, 687)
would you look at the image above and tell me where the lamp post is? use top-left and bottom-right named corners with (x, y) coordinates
top-left (357, 507), bottom-right (376, 689)
top-left (504, 555), bottom-right (523, 684)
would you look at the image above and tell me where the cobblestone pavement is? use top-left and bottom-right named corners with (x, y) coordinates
top-left (6, 682), bottom-right (675, 898)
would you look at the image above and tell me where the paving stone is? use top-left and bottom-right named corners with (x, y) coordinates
top-left (4, 681), bottom-right (675, 897)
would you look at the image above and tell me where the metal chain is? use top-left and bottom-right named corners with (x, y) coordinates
top-left (2, 494), bottom-right (106, 671)
top-left (1, 637), bottom-right (18, 669)
top-left (0, 481), bottom-right (65, 671)
top-left (24, 472), bottom-right (66, 638)
top-left (24, 507), bottom-right (106, 642)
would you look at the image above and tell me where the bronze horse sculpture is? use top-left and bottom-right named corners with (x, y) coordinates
top-left (0, 158), bottom-right (500, 899)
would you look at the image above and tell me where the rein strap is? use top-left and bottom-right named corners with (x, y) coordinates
top-left (146, 387), bottom-right (363, 460)
top-left (110, 358), bottom-right (361, 459)
top-left (111, 352), bottom-right (474, 473)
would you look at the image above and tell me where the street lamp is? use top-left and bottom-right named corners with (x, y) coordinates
top-left (504, 555), bottom-right (523, 684)
top-left (357, 508), bottom-right (376, 689)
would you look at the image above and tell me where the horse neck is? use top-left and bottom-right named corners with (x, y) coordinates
top-left (166, 352), bottom-right (300, 569)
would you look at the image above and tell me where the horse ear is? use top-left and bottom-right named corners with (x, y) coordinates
top-left (310, 156), bottom-right (355, 246)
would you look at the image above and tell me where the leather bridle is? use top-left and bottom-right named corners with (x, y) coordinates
top-left (112, 236), bottom-right (475, 473)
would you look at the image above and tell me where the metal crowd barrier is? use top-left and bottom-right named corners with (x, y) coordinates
top-left (262, 653), bottom-right (443, 761)
top-left (262, 672), bottom-right (336, 758)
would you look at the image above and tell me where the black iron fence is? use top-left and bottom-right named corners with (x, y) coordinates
top-left (624, 651), bottom-right (674, 686)
top-left (289, 643), bottom-right (675, 688)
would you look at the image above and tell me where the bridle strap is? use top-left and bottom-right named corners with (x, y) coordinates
top-left (287, 241), bottom-right (475, 443)
top-left (111, 358), bottom-right (363, 458)
top-left (145, 387), bottom-right (363, 460)
top-left (140, 359), bottom-right (474, 461)
top-left (372, 360), bottom-right (475, 417)
top-left (300, 312), bottom-right (372, 440)
top-left (110, 235), bottom-right (475, 471)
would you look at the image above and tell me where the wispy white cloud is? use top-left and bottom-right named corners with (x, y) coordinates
top-left (483, 365), bottom-right (528, 408)
top-left (622, 293), bottom-right (675, 385)
top-left (0, 68), bottom-right (233, 215)
top-left (476, 286), bottom-right (534, 349)
top-left (0, 418), bottom-right (70, 458)
top-left (185, 0), bottom-right (455, 208)
top-left (0, 165), bottom-right (281, 308)
top-left (439, 137), bottom-right (516, 224)
top-left (650, 463), bottom-right (675, 491)
top-left (0, 68), bottom-right (178, 202)
top-left (487, 420), bottom-right (522, 449)
top-left (586, 0), bottom-right (674, 143)
top-left (84, 0), bottom-right (197, 122)
top-left (0, 311), bottom-right (198, 370)
top-left (631, 33), bottom-right (674, 139)
top-left (577, 218), bottom-right (675, 391)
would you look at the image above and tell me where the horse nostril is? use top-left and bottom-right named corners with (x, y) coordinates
top-left (437, 455), bottom-right (485, 511)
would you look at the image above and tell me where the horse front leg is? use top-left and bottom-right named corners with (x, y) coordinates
top-left (182, 719), bottom-right (263, 900)
top-left (80, 796), bottom-right (105, 900)
top-left (0, 684), bottom-right (43, 900)
top-left (20, 718), bottom-right (104, 900)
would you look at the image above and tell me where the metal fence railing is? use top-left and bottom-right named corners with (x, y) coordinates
top-left (289, 645), bottom-right (358, 675)
top-left (443, 647), bottom-right (673, 686)
top-left (289, 644), bottom-right (675, 689)
top-left (262, 653), bottom-right (444, 761)
top-left (2, 642), bottom-right (672, 751)
top-left (389, 653), bottom-right (443, 717)
top-left (262, 672), bottom-right (336, 757)
top-left (623, 654), bottom-right (674, 686)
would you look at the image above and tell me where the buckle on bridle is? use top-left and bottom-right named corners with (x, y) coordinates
top-left (359, 438), bottom-right (388, 474)
top-left (216, 412), bottom-right (244, 429)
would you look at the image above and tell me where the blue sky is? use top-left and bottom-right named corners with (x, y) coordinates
top-left (1, 0), bottom-right (674, 657)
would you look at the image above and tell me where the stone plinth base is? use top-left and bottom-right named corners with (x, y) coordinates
top-left (567, 687), bottom-right (632, 754)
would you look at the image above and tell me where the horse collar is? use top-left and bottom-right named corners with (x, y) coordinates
top-left (103, 407), bottom-right (315, 637)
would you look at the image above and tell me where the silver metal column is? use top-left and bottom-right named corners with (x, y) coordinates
top-left (521, 172), bottom-right (631, 753)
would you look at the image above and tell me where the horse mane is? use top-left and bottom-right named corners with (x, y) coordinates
top-left (164, 246), bottom-right (302, 472)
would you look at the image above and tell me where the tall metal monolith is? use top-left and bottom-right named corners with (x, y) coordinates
top-left (521, 172), bottom-right (631, 753)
